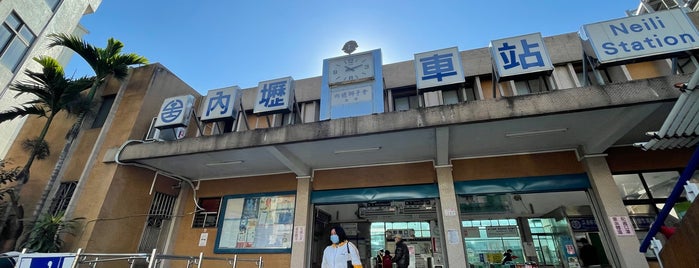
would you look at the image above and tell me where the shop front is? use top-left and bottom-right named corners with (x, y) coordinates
top-left (454, 174), bottom-right (611, 268)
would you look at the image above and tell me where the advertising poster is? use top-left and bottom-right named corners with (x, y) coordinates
top-left (215, 194), bottom-right (296, 253)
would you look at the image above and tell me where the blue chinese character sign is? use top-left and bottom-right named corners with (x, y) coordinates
top-left (490, 33), bottom-right (553, 80)
top-left (17, 253), bottom-right (76, 268)
top-left (200, 86), bottom-right (241, 123)
top-left (414, 47), bottom-right (465, 91)
top-left (580, 9), bottom-right (699, 66)
top-left (154, 95), bottom-right (195, 129)
top-left (321, 49), bottom-right (384, 120)
top-left (254, 77), bottom-right (295, 115)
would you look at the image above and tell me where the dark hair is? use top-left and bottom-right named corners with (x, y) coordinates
top-left (579, 238), bottom-right (589, 244)
top-left (384, 250), bottom-right (391, 255)
top-left (506, 249), bottom-right (513, 252)
top-left (331, 225), bottom-right (349, 242)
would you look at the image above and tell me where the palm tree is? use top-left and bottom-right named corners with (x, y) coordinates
top-left (32, 34), bottom-right (147, 219)
top-left (0, 56), bottom-right (92, 251)
top-left (0, 56), bottom-right (93, 181)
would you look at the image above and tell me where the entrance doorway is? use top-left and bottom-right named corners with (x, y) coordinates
top-left (310, 199), bottom-right (444, 268)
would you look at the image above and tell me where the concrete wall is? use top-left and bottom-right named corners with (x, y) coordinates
top-left (50, 64), bottom-right (201, 253)
top-left (171, 173), bottom-right (297, 268)
top-left (452, 151), bottom-right (584, 180)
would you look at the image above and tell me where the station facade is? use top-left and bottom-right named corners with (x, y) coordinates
top-left (4, 7), bottom-right (699, 268)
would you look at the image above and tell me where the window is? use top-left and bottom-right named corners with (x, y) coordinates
top-left (91, 95), bottom-right (116, 128)
top-left (573, 61), bottom-right (611, 86)
top-left (613, 170), bottom-right (699, 224)
top-left (192, 197), bottom-right (221, 228)
top-left (370, 221), bottom-right (431, 256)
top-left (513, 76), bottom-right (550, 95)
top-left (392, 87), bottom-right (421, 111)
top-left (0, 12), bottom-right (35, 72)
top-left (48, 181), bottom-right (77, 216)
top-left (673, 56), bottom-right (698, 75)
top-left (44, 0), bottom-right (61, 11)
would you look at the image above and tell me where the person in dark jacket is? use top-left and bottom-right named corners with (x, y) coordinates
top-left (392, 234), bottom-right (410, 268)
top-left (578, 238), bottom-right (600, 267)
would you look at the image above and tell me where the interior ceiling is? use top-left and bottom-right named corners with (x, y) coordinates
top-left (137, 102), bottom-right (672, 180)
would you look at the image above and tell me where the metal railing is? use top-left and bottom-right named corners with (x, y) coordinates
top-left (12, 248), bottom-right (263, 268)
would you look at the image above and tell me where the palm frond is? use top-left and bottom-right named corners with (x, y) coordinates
top-left (0, 105), bottom-right (47, 123)
top-left (47, 33), bottom-right (100, 75)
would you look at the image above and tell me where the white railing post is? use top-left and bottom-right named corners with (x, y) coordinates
top-left (147, 248), bottom-right (158, 268)
top-left (684, 181), bottom-right (698, 202)
top-left (651, 238), bottom-right (665, 268)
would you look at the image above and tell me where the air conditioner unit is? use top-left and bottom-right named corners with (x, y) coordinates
top-left (145, 117), bottom-right (186, 142)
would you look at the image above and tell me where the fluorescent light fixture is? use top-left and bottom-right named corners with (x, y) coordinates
top-left (504, 128), bottom-right (568, 138)
top-left (205, 160), bottom-right (244, 167)
top-left (333, 147), bottom-right (382, 154)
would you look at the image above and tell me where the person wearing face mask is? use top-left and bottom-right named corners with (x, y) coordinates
top-left (322, 226), bottom-right (363, 268)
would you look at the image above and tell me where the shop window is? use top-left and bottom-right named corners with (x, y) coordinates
top-left (0, 12), bottom-right (36, 72)
top-left (48, 181), bottom-right (77, 216)
top-left (91, 95), bottom-right (115, 128)
top-left (192, 197), bottom-right (221, 228)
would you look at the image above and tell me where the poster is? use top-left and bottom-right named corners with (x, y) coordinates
top-left (215, 194), bottom-right (296, 253)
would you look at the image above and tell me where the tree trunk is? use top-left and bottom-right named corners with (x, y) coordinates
top-left (31, 111), bottom-right (84, 221)
top-left (30, 80), bottom-right (101, 223)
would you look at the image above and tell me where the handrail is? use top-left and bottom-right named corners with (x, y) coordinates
top-left (17, 248), bottom-right (263, 268)
top-left (52, 248), bottom-right (263, 268)
top-left (640, 145), bottom-right (699, 252)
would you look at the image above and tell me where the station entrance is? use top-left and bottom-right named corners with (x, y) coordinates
top-left (308, 177), bottom-right (616, 268)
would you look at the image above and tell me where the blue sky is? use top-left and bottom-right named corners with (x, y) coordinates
top-left (66, 1), bottom-right (639, 93)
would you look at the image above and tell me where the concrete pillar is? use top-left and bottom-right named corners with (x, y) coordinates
top-left (435, 165), bottom-right (467, 268)
top-left (581, 156), bottom-right (649, 268)
top-left (290, 176), bottom-right (312, 267)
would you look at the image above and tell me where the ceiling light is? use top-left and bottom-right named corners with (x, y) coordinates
top-left (504, 128), bottom-right (568, 138)
top-left (205, 160), bottom-right (244, 166)
top-left (333, 147), bottom-right (382, 154)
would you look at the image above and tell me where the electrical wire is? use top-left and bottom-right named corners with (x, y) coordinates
top-left (114, 139), bottom-right (204, 211)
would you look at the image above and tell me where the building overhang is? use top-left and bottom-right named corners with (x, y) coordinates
top-left (112, 75), bottom-right (687, 180)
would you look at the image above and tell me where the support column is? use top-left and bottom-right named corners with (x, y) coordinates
top-left (581, 156), bottom-right (649, 268)
top-left (435, 165), bottom-right (467, 268)
top-left (290, 176), bottom-right (312, 268)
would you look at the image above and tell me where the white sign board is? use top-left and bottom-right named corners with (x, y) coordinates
top-left (414, 47), bottom-right (465, 90)
top-left (254, 77), bottom-right (295, 115)
top-left (581, 9), bottom-right (699, 64)
top-left (199, 232), bottom-right (208, 247)
top-left (341, 223), bottom-right (358, 236)
top-left (200, 87), bottom-right (240, 122)
top-left (490, 32), bottom-right (553, 79)
top-left (330, 84), bottom-right (373, 106)
top-left (154, 95), bottom-right (195, 129)
top-left (610, 215), bottom-right (636, 236)
top-left (485, 226), bottom-right (519, 237)
top-left (293, 226), bottom-right (305, 242)
top-left (17, 253), bottom-right (76, 268)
